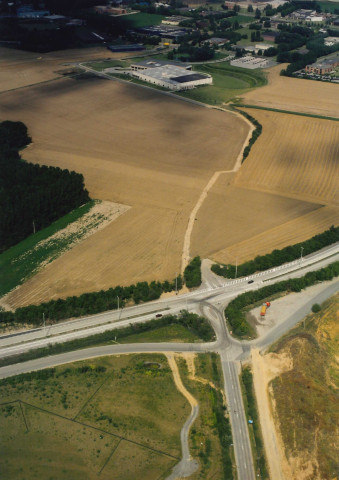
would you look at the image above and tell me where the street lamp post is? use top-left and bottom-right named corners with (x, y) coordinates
top-left (300, 246), bottom-right (304, 263)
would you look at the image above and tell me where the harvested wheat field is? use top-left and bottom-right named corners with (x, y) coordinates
top-left (0, 73), bottom-right (249, 307)
top-left (190, 109), bottom-right (339, 265)
top-left (216, 205), bottom-right (339, 264)
top-left (0, 46), bottom-right (136, 93)
top-left (235, 109), bottom-right (339, 205)
top-left (239, 64), bottom-right (339, 118)
top-left (190, 174), bottom-right (322, 264)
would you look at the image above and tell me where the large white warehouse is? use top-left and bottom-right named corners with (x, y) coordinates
top-left (131, 64), bottom-right (212, 91)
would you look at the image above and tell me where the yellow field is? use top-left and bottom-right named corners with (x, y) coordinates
top-left (235, 109), bottom-right (339, 205)
top-left (1, 49), bottom-right (338, 307)
top-left (0, 71), bottom-right (248, 307)
top-left (240, 64), bottom-right (339, 118)
top-left (191, 109), bottom-right (339, 265)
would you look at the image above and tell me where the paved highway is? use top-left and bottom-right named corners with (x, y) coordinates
top-left (0, 244), bottom-right (338, 480)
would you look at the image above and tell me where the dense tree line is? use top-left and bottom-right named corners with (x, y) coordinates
top-left (235, 111), bottom-right (262, 163)
top-left (225, 261), bottom-right (339, 337)
top-left (0, 277), bottom-right (183, 326)
top-left (212, 226), bottom-right (339, 278)
top-left (0, 311), bottom-right (214, 368)
top-left (241, 368), bottom-right (269, 478)
top-left (280, 35), bottom-right (339, 76)
top-left (184, 256), bottom-right (202, 288)
top-left (0, 121), bottom-right (90, 252)
top-left (210, 387), bottom-right (234, 479)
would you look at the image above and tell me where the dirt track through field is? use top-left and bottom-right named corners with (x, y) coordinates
top-left (166, 354), bottom-right (199, 480)
top-left (181, 109), bottom-right (254, 273)
top-left (0, 71), bottom-right (250, 307)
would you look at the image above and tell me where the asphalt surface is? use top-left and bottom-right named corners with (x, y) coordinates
top-left (0, 243), bottom-right (338, 480)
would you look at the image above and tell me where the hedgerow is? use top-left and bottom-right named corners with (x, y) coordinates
top-left (213, 226), bottom-right (339, 279)
top-left (225, 261), bottom-right (339, 337)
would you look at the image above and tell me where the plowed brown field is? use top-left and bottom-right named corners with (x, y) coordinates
top-left (240, 64), bottom-right (339, 118)
top-left (0, 73), bottom-right (249, 307)
top-left (0, 46), bottom-right (136, 93)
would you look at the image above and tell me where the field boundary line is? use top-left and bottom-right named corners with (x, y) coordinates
top-left (19, 400), bottom-right (180, 459)
top-left (233, 104), bottom-right (339, 121)
top-left (98, 438), bottom-right (122, 475)
top-left (19, 400), bottom-right (29, 432)
top-left (73, 374), bottom-right (111, 420)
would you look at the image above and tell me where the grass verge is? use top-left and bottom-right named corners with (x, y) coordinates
top-left (176, 354), bottom-right (235, 479)
top-left (178, 62), bottom-right (267, 105)
top-left (0, 201), bottom-right (95, 297)
top-left (0, 311), bottom-right (215, 368)
top-left (233, 104), bottom-right (339, 122)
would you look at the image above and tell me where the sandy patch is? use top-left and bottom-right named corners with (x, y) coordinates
top-left (250, 279), bottom-right (339, 338)
top-left (251, 349), bottom-right (293, 480)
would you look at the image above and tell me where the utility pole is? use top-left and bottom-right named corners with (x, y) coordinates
top-left (300, 246), bottom-right (304, 264)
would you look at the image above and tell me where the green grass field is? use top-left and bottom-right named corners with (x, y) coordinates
top-left (122, 12), bottom-right (165, 28)
top-left (0, 354), bottom-right (188, 480)
top-left (317, 0), bottom-right (339, 12)
top-left (118, 323), bottom-right (201, 343)
top-left (0, 201), bottom-right (98, 297)
top-left (178, 61), bottom-right (267, 105)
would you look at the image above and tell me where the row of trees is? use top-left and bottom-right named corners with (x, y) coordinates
top-left (212, 226), bottom-right (339, 279)
top-left (241, 368), bottom-right (269, 478)
top-left (0, 121), bottom-right (90, 252)
top-left (184, 256), bottom-right (202, 288)
top-left (0, 277), bottom-right (183, 326)
top-left (225, 261), bottom-right (339, 337)
top-left (237, 111), bottom-right (263, 163)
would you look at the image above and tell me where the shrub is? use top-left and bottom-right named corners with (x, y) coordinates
top-left (311, 303), bottom-right (321, 313)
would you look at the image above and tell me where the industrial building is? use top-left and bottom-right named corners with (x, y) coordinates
top-left (131, 64), bottom-right (212, 90)
top-left (305, 56), bottom-right (339, 74)
top-left (131, 59), bottom-right (192, 71)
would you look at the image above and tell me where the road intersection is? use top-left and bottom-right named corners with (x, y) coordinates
top-left (0, 244), bottom-right (338, 479)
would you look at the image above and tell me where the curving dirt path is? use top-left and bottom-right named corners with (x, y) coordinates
top-left (180, 109), bottom-right (254, 274)
top-left (166, 354), bottom-right (200, 480)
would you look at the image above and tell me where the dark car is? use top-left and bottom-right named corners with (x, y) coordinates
top-left (248, 280), bottom-right (254, 284)
top-left (156, 314), bottom-right (162, 318)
